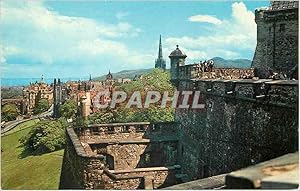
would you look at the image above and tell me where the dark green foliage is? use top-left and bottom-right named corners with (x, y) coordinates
top-left (20, 119), bottom-right (67, 154)
top-left (73, 116), bottom-right (89, 128)
top-left (59, 100), bottom-right (77, 119)
top-left (33, 99), bottom-right (49, 114)
top-left (1, 104), bottom-right (19, 121)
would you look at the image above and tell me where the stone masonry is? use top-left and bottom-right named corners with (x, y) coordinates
top-left (60, 122), bottom-right (182, 189)
top-left (252, 1), bottom-right (298, 78)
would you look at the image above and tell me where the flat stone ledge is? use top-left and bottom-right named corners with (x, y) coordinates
top-left (225, 152), bottom-right (299, 189)
top-left (163, 174), bottom-right (226, 190)
top-left (86, 136), bottom-right (179, 144)
top-left (67, 128), bottom-right (104, 159)
top-left (110, 165), bottom-right (181, 174)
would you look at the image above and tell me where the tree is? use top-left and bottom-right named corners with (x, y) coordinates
top-left (1, 104), bottom-right (19, 121)
top-left (20, 119), bottom-right (67, 154)
top-left (88, 69), bottom-right (175, 124)
top-left (59, 100), bottom-right (77, 119)
top-left (33, 99), bottom-right (49, 114)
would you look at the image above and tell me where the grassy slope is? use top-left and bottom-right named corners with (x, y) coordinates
top-left (1, 120), bottom-right (64, 189)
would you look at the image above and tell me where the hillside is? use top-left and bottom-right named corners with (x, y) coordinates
top-left (93, 58), bottom-right (252, 80)
top-left (211, 57), bottom-right (252, 68)
top-left (92, 68), bottom-right (153, 81)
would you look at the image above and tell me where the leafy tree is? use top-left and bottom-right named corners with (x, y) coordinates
top-left (20, 119), bottom-right (67, 154)
top-left (33, 99), bottom-right (49, 114)
top-left (59, 100), bottom-right (77, 119)
top-left (87, 109), bottom-right (115, 124)
top-left (88, 69), bottom-right (175, 124)
top-left (1, 104), bottom-right (19, 121)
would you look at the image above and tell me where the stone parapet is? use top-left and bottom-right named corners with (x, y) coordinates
top-left (182, 79), bottom-right (298, 108)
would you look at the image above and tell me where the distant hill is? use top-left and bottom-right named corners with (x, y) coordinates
top-left (92, 68), bottom-right (153, 81)
top-left (211, 57), bottom-right (252, 68)
top-left (93, 58), bottom-right (252, 80)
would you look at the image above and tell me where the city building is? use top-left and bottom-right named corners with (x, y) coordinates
top-left (23, 76), bottom-right (53, 114)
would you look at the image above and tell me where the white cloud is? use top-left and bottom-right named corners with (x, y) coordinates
top-left (116, 11), bottom-right (129, 20)
top-left (188, 15), bottom-right (222, 25)
top-left (165, 2), bottom-right (256, 61)
top-left (0, 0), bottom-right (149, 77)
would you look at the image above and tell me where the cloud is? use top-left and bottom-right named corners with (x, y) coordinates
top-left (165, 2), bottom-right (256, 61)
top-left (116, 11), bottom-right (129, 20)
top-left (0, 0), bottom-right (149, 77)
top-left (188, 15), bottom-right (222, 25)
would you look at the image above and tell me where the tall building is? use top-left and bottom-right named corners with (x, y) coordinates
top-left (252, 1), bottom-right (298, 78)
top-left (53, 78), bottom-right (63, 118)
top-left (23, 76), bottom-right (53, 114)
top-left (155, 35), bottom-right (166, 70)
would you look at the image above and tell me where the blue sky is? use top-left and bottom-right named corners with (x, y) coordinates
top-left (1, 0), bottom-right (269, 78)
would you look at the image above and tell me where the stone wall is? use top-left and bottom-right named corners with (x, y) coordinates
top-left (59, 128), bottom-right (105, 189)
top-left (175, 79), bottom-right (298, 180)
top-left (60, 123), bottom-right (181, 189)
top-left (252, 5), bottom-right (298, 78)
top-left (101, 166), bottom-right (180, 189)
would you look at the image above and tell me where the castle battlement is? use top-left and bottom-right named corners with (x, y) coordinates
top-left (177, 63), bottom-right (254, 80)
top-left (60, 122), bottom-right (181, 189)
top-left (177, 78), bottom-right (298, 108)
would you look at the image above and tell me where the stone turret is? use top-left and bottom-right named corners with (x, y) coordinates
top-left (169, 45), bottom-right (187, 83)
top-left (252, 1), bottom-right (298, 78)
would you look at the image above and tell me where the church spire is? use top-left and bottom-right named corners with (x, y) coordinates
top-left (158, 34), bottom-right (163, 59)
top-left (154, 35), bottom-right (166, 70)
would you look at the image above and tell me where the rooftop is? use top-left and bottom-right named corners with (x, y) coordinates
top-left (169, 45), bottom-right (187, 58)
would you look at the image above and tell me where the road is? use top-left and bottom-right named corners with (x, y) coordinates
top-left (1, 105), bottom-right (53, 135)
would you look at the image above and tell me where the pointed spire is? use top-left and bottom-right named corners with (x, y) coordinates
top-left (89, 74), bottom-right (92, 81)
top-left (158, 34), bottom-right (163, 58)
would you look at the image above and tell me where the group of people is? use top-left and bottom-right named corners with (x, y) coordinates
top-left (196, 60), bottom-right (214, 72)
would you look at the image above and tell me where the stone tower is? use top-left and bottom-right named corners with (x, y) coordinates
top-left (155, 35), bottom-right (166, 70)
top-left (252, 1), bottom-right (298, 78)
top-left (169, 45), bottom-right (187, 83)
top-left (53, 78), bottom-right (62, 118)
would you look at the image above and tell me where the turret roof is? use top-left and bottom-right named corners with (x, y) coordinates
top-left (169, 45), bottom-right (187, 58)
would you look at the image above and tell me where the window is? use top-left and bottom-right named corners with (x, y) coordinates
top-left (279, 24), bottom-right (286, 32)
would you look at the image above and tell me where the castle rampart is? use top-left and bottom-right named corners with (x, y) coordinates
top-left (174, 78), bottom-right (298, 179)
top-left (60, 122), bottom-right (182, 189)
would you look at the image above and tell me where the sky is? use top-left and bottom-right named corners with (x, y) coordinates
top-left (0, 0), bottom-right (270, 79)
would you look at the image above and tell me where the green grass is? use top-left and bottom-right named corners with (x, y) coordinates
top-left (1, 120), bottom-right (64, 189)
